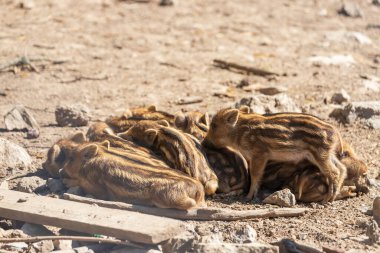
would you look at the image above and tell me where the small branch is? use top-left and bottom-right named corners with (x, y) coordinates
top-left (63, 193), bottom-right (308, 221)
top-left (0, 56), bottom-right (68, 73)
top-left (213, 59), bottom-right (279, 77)
top-left (0, 236), bottom-right (140, 247)
top-left (175, 96), bottom-right (203, 105)
top-left (59, 75), bottom-right (109, 83)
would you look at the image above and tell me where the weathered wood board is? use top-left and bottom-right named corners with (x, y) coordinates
top-left (0, 189), bottom-right (185, 244)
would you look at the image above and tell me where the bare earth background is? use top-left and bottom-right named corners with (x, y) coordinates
top-left (0, 0), bottom-right (379, 251)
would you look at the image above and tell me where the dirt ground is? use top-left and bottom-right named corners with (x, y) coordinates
top-left (0, 0), bottom-right (380, 251)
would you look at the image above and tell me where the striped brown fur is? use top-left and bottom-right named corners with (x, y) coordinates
top-left (105, 105), bottom-right (174, 133)
top-left (174, 111), bottom-right (209, 141)
top-left (203, 146), bottom-right (249, 194)
top-left (86, 122), bottom-right (169, 168)
top-left (48, 137), bottom-right (205, 210)
top-left (262, 140), bottom-right (368, 202)
top-left (119, 120), bottom-right (219, 195)
top-left (204, 108), bottom-right (347, 202)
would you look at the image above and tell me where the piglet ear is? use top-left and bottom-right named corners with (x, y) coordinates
top-left (51, 144), bottom-right (61, 159)
top-left (99, 140), bottom-right (110, 150)
top-left (239, 105), bottom-right (250, 113)
top-left (225, 109), bottom-right (239, 127)
top-left (70, 132), bottom-right (86, 143)
top-left (147, 105), bottom-right (157, 112)
top-left (121, 109), bottom-right (132, 119)
top-left (81, 144), bottom-right (99, 158)
top-left (144, 129), bottom-right (158, 146)
top-left (200, 112), bottom-right (210, 127)
top-left (174, 112), bottom-right (187, 128)
top-left (117, 131), bottom-right (131, 141)
top-left (156, 120), bottom-right (170, 127)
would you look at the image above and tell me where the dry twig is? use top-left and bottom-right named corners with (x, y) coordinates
top-left (213, 59), bottom-right (279, 77)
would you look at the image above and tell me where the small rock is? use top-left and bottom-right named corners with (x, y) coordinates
top-left (237, 78), bottom-right (250, 88)
top-left (235, 94), bottom-right (301, 114)
top-left (338, 1), bottom-right (363, 17)
top-left (159, 0), bottom-right (173, 6)
top-left (4, 105), bottom-right (39, 131)
top-left (367, 118), bottom-right (380, 130)
top-left (21, 223), bottom-right (54, 236)
top-left (330, 89), bottom-right (351, 104)
top-left (4, 242), bottom-right (28, 251)
top-left (47, 178), bottom-right (65, 193)
top-left (53, 240), bottom-right (73, 251)
top-left (26, 128), bottom-right (40, 139)
top-left (0, 219), bottom-right (13, 230)
top-left (55, 104), bottom-right (90, 127)
top-left (14, 176), bottom-right (46, 193)
top-left (308, 55), bottom-right (355, 66)
top-left (2, 229), bottom-right (28, 238)
top-left (263, 188), bottom-right (296, 207)
top-left (255, 86), bottom-right (286, 96)
top-left (161, 230), bottom-right (196, 253)
top-left (0, 138), bottom-right (32, 169)
top-left (298, 233), bottom-right (307, 240)
top-left (19, 0), bottom-right (35, 9)
top-left (0, 180), bottom-right (9, 190)
top-left (197, 233), bottom-right (224, 244)
top-left (325, 31), bottom-right (372, 45)
top-left (366, 221), bottom-right (380, 244)
top-left (347, 32), bottom-right (372, 44)
top-left (330, 101), bottom-right (380, 126)
top-left (32, 240), bottom-right (55, 253)
top-left (373, 197), bottom-right (380, 225)
top-left (231, 225), bottom-right (257, 244)
top-left (363, 79), bottom-right (380, 92)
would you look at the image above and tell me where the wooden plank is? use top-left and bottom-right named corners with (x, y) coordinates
top-left (64, 193), bottom-right (308, 221)
top-left (0, 189), bottom-right (185, 244)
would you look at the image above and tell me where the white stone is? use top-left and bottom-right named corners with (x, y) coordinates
top-left (231, 225), bottom-right (257, 244)
top-left (14, 176), bottom-right (46, 193)
top-left (4, 105), bottom-right (39, 131)
top-left (363, 79), bottom-right (380, 92)
top-left (308, 55), bottom-right (355, 66)
top-left (263, 188), bottom-right (296, 207)
top-left (0, 138), bottom-right (32, 169)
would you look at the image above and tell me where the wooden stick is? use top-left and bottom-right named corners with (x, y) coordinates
top-left (63, 193), bottom-right (307, 221)
top-left (0, 236), bottom-right (140, 247)
top-left (213, 59), bottom-right (279, 76)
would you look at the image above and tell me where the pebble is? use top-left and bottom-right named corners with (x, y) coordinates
top-left (55, 104), bottom-right (91, 127)
top-left (231, 225), bottom-right (257, 244)
top-left (263, 188), bottom-right (296, 207)
top-left (330, 89), bottom-right (350, 104)
top-left (338, 1), bottom-right (363, 17)
top-left (4, 105), bottom-right (39, 131)
top-left (14, 176), bottom-right (46, 193)
top-left (0, 138), bottom-right (32, 170)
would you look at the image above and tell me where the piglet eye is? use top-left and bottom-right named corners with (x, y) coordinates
top-left (210, 122), bottom-right (217, 129)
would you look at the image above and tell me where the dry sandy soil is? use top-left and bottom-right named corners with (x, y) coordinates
top-left (0, 0), bottom-right (380, 251)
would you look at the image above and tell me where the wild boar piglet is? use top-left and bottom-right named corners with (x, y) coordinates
top-left (119, 120), bottom-right (219, 195)
top-left (204, 108), bottom-right (347, 202)
top-left (58, 139), bottom-right (206, 210)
